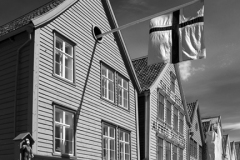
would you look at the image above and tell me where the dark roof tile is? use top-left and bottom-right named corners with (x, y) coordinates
top-left (187, 101), bottom-right (197, 122)
top-left (0, 0), bottom-right (65, 37)
top-left (132, 56), bottom-right (166, 91)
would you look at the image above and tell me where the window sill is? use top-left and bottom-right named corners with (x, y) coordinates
top-left (52, 74), bottom-right (76, 87)
top-left (52, 153), bottom-right (76, 159)
top-left (100, 97), bottom-right (130, 113)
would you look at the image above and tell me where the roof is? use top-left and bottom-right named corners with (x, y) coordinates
top-left (132, 56), bottom-right (166, 91)
top-left (0, 0), bottom-right (65, 37)
top-left (187, 101), bottom-right (197, 122)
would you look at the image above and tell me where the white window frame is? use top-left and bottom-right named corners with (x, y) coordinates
top-left (173, 145), bottom-right (177, 160)
top-left (166, 101), bottom-right (171, 125)
top-left (101, 64), bottom-right (115, 102)
top-left (119, 130), bottom-right (131, 160)
top-left (54, 107), bottom-right (74, 155)
top-left (165, 141), bottom-right (171, 160)
top-left (54, 33), bottom-right (74, 82)
top-left (102, 123), bottom-right (116, 160)
top-left (174, 107), bottom-right (178, 132)
top-left (117, 75), bottom-right (129, 109)
top-left (158, 93), bottom-right (164, 120)
top-left (157, 138), bottom-right (163, 160)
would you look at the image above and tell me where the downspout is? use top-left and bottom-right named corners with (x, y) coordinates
top-left (135, 90), bottom-right (140, 160)
top-left (14, 27), bottom-right (33, 137)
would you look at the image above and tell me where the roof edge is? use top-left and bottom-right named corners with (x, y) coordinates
top-left (32, 0), bottom-right (77, 28)
top-left (174, 63), bottom-right (191, 127)
top-left (102, 0), bottom-right (142, 93)
top-left (195, 100), bottom-right (206, 143)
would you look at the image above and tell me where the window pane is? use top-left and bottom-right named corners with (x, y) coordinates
top-left (110, 139), bottom-right (115, 150)
top-left (125, 154), bottom-right (130, 160)
top-left (65, 113), bottom-right (73, 126)
top-left (65, 128), bottom-right (73, 141)
top-left (103, 126), bottom-right (108, 136)
top-left (110, 127), bottom-right (115, 138)
top-left (108, 70), bottom-right (113, 80)
top-left (125, 133), bottom-right (129, 142)
top-left (65, 56), bottom-right (73, 69)
top-left (120, 142), bottom-right (123, 153)
top-left (102, 67), bottom-right (106, 76)
top-left (55, 125), bottom-right (61, 138)
top-left (110, 150), bottom-right (115, 160)
top-left (102, 78), bottom-right (107, 98)
top-left (120, 153), bottom-right (124, 160)
top-left (55, 110), bottom-right (63, 123)
top-left (65, 141), bottom-right (73, 154)
top-left (123, 80), bottom-right (128, 89)
top-left (55, 138), bottom-right (61, 152)
top-left (65, 43), bottom-right (72, 56)
top-left (65, 67), bottom-right (73, 81)
top-left (103, 149), bottom-right (108, 160)
top-left (109, 81), bottom-right (114, 101)
top-left (56, 39), bottom-right (63, 50)
top-left (120, 131), bottom-right (124, 141)
top-left (125, 144), bottom-right (129, 154)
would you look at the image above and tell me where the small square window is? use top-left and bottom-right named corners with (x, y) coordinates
top-left (54, 34), bottom-right (74, 82)
top-left (54, 107), bottom-right (74, 155)
top-left (158, 93), bottom-right (164, 120)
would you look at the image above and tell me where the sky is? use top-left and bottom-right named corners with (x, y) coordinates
top-left (0, 0), bottom-right (239, 141)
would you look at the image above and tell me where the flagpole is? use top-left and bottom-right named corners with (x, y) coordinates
top-left (97, 0), bottom-right (199, 38)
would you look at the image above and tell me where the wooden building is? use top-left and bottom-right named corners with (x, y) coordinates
top-left (187, 101), bottom-right (205, 160)
top-left (223, 135), bottom-right (232, 160)
top-left (230, 141), bottom-right (237, 160)
top-left (202, 116), bottom-right (223, 160)
top-left (234, 141), bottom-right (240, 160)
top-left (0, 0), bottom-right (142, 159)
top-left (132, 57), bottom-right (191, 160)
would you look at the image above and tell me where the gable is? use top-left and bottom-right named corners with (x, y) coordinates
top-left (190, 107), bottom-right (203, 146)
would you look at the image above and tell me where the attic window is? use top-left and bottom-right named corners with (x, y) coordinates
top-left (92, 25), bottom-right (103, 42)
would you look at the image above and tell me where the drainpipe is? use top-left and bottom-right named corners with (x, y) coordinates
top-left (14, 27), bottom-right (33, 137)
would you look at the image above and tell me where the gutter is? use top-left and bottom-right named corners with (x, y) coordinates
top-left (14, 27), bottom-right (33, 137)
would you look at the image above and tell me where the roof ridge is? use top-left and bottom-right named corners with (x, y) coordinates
top-left (131, 55), bottom-right (148, 62)
top-left (0, 0), bottom-right (65, 37)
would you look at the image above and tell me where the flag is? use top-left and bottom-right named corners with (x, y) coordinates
top-left (147, 0), bottom-right (205, 65)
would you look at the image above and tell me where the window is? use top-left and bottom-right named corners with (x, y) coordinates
top-left (166, 101), bottom-right (171, 125)
top-left (54, 108), bottom-right (74, 155)
top-left (190, 138), bottom-right (197, 158)
top-left (179, 148), bottom-right (183, 160)
top-left (103, 124), bottom-right (116, 160)
top-left (173, 145), bottom-right (177, 160)
top-left (54, 35), bottom-right (74, 82)
top-left (194, 141), bottom-right (197, 158)
top-left (158, 93), bottom-right (164, 120)
top-left (101, 65), bottom-right (114, 102)
top-left (118, 75), bottom-right (129, 109)
top-left (119, 130), bottom-right (130, 160)
top-left (179, 113), bottom-right (184, 134)
top-left (174, 107), bottom-right (178, 132)
top-left (166, 141), bottom-right (171, 160)
top-left (157, 138), bottom-right (163, 160)
top-left (199, 146), bottom-right (202, 160)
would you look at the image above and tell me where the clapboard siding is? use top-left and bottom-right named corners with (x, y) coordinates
top-left (0, 31), bottom-right (30, 157)
top-left (190, 108), bottom-right (202, 160)
top-left (34, 0), bottom-right (138, 159)
top-left (149, 64), bottom-right (188, 160)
